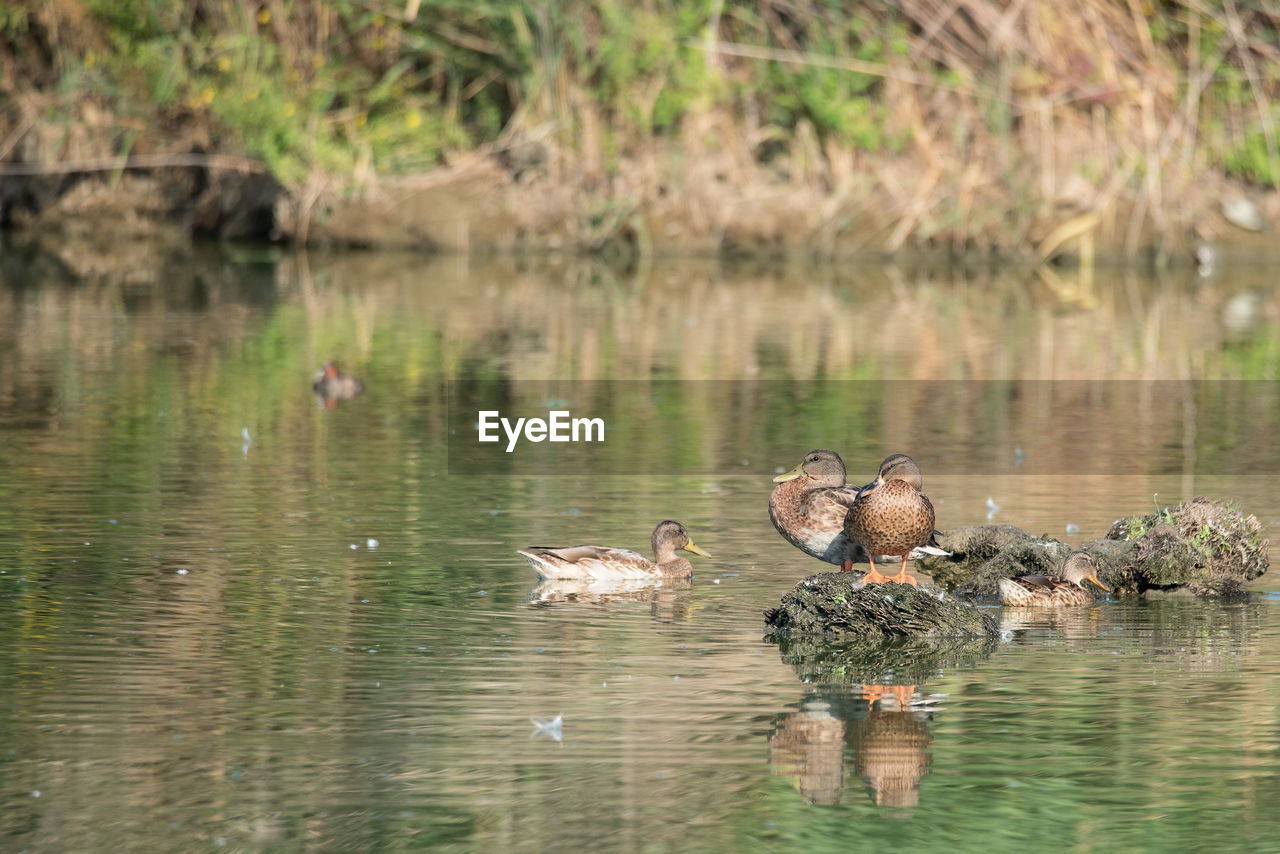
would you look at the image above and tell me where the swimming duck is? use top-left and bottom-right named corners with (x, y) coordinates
top-left (997, 550), bottom-right (1110, 607)
top-left (842, 454), bottom-right (935, 586)
top-left (518, 520), bottom-right (710, 582)
top-left (313, 362), bottom-right (364, 407)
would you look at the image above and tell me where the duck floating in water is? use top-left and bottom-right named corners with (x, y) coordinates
top-left (313, 362), bottom-right (364, 408)
top-left (518, 519), bottom-right (710, 582)
top-left (997, 550), bottom-right (1110, 607)
top-left (842, 454), bottom-right (935, 587)
top-left (771, 450), bottom-right (947, 572)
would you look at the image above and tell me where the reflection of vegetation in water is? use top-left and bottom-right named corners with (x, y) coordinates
top-left (5, 247), bottom-right (1280, 488)
top-left (3, 249), bottom-right (1280, 853)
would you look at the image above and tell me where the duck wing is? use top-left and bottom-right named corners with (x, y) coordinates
top-left (800, 486), bottom-right (859, 532)
top-left (518, 545), bottom-right (656, 581)
top-left (1010, 574), bottom-right (1066, 591)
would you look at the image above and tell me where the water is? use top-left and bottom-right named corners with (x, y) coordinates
top-left (1, 246), bottom-right (1279, 852)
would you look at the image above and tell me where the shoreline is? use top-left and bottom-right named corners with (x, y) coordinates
top-left (6, 2), bottom-right (1280, 262)
top-left (4, 146), bottom-right (1277, 265)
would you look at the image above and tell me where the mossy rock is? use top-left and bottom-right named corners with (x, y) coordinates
top-left (1099, 496), bottom-right (1269, 596)
top-left (923, 525), bottom-right (1072, 596)
top-left (763, 572), bottom-right (998, 640)
top-left (926, 497), bottom-right (1267, 598)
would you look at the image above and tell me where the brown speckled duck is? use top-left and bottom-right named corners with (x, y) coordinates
top-left (997, 550), bottom-right (1110, 607)
top-left (770, 449), bottom-right (866, 571)
top-left (842, 454), bottom-right (935, 586)
top-left (313, 362), bottom-right (364, 408)
top-left (518, 520), bottom-right (710, 582)
top-left (771, 450), bottom-right (947, 572)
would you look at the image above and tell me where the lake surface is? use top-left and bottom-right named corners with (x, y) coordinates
top-left (1, 244), bottom-right (1278, 852)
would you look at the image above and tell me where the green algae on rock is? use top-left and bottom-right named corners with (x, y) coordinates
top-left (925, 525), bottom-right (1073, 596)
top-left (1100, 496), bottom-right (1269, 596)
top-left (763, 572), bottom-right (998, 640)
top-left (931, 497), bottom-right (1268, 599)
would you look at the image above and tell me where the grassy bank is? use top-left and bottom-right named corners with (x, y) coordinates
top-left (4, 0), bottom-right (1280, 258)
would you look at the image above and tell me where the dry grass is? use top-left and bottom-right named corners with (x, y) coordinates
top-left (6, 1), bottom-right (1280, 258)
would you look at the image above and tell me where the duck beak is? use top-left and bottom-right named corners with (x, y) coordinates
top-left (773, 462), bottom-right (804, 483)
top-left (1086, 574), bottom-right (1111, 592)
top-left (683, 541), bottom-right (711, 559)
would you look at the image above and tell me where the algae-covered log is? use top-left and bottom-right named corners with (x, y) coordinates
top-left (927, 497), bottom-right (1268, 598)
top-left (764, 572), bottom-right (998, 640)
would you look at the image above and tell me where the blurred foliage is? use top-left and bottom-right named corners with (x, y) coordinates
top-left (5, 0), bottom-right (1280, 227)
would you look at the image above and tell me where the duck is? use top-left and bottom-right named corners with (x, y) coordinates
top-left (771, 450), bottom-right (948, 572)
top-left (313, 362), bottom-right (364, 407)
top-left (518, 519), bottom-right (710, 582)
top-left (771, 449), bottom-right (867, 571)
top-left (997, 550), bottom-right (1110, 607)
top-left (842, 454), bottom-right (935, 586)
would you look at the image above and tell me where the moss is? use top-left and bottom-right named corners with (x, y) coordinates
top-left (925, 499), bottom-right (1267, 599)
top-left (924, 525), bottom-right (1071, 595)
top-left (1103, 497), bottom-right (1269, 595)
top-left (764, 572), bottom-right (998, 640)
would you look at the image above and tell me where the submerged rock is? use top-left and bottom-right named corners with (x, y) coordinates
top-left (763, 572), bottom-right (998, 640)
top-left (927, 497), bottom-right (1267, 598)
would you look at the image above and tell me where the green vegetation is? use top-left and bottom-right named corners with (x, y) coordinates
top-left (7, 1), bottom-right (1280, 251)
top-left (7, 0), bottom-right (926, 180)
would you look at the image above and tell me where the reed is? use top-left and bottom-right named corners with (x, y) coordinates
top-left (3, 1), bottom-right (1280, 256)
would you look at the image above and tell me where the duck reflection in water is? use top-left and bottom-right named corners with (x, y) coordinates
top-left (767, 634), bottom-right (994, 808)
top-left (770, 685), bottom-right (932, 808)
top-left (853, 684), bottom-right (932, 809)
top-left (313, 362), bottom-right (364, 408)
top-left (527, 577), bottom-right (692, 623)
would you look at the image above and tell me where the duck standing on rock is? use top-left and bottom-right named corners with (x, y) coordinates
top-left (997, 550), bottom-right (1110, 607)
top-left (771, 450), bottom-right (947, 573)
top-left (518, 520), bottom-right (710, 582)
top-left (770, 449), bottom-right (866, 571)
top-left (843, 454), bottom-right (935, 587)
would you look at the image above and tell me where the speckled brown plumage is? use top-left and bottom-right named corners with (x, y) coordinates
top-left (843, 454), bottom-right (935, 586)
top-left (770, 450), bottom-right (946, 571)
top-left (770, 450), bottom-right (865, 568)
top-left (997, 550), bottom-right (1110, 606)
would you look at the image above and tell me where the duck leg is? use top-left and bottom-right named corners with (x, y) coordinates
top-left (862, 558), bottom-right (893, 585)
top-left (840, 559), bottom-right (854, 572)
top-left (886, 554), bottom-right (918, 587)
